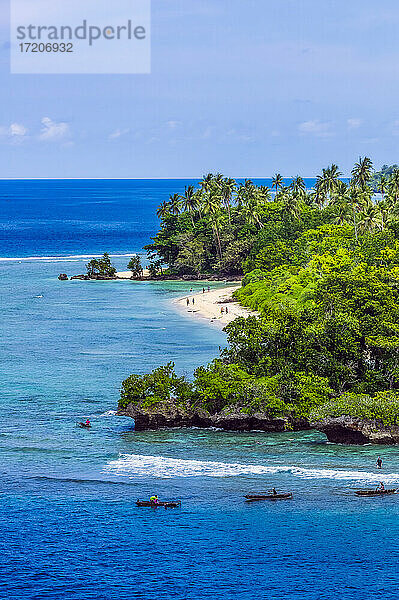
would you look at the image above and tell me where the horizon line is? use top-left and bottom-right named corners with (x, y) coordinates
top-left (0, 175), bottom-right (350, 181)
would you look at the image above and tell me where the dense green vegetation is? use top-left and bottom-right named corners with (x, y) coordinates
top-left (121, 158), bottom-right (399, 427)
top-left (312, 391), bottom-right (399, 427)
top-left (127, 255), bottom-right (144, 278)
top-left (86, 253), bottom-right (116, 277)
top-left (370, 164), bottom-right (399, 192)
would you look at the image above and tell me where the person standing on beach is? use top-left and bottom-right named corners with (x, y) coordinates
top-left (186, 298), bottom-right (190, 307)
top-left (207, 286), bottom-right (210, 292)
top-left (202, 287), bottom-right (205, 293)
top-left (192, 298), bottom-right (195, 305)
top-left (377, 457), bottom-right (383, 469)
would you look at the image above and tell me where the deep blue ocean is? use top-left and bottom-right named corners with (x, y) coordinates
top-left (1, 179), bottom-right (399, 600)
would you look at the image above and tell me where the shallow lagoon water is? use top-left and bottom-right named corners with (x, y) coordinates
top-left (1, 180), bottom-right (399, 600)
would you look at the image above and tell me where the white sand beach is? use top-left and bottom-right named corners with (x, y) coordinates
top-left (173, 284), bottom-right (258, 327)
top-left (116, 269), bottom-right (150, 279)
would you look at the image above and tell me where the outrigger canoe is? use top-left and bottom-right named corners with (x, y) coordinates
top-left (355, 489), bottom-right (397, 497)
top-left (136, 500), bottom-right (181, 508)
top-left (244, 493), bottom-right (293, 501)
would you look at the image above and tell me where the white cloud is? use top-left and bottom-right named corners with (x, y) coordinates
top-left (347, 118), bottom-right (362, 129)
top-left (0, 122), bottom-right (28, 143)
top-left (298, 119), bottom-right (333, 138)
top-left (9, 123), bottom-right (28, 137)
top-left (39, 117), bottom-right (70, 141)
top-left (109, 128), bottom-right (130, 140)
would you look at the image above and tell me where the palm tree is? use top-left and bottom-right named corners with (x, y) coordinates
top-left (351, 156), bottom-right (373, 191)
top-left (377, 174), bottom-right (388, 203)
top-left (214, 173), bottom-right (224, 187)
top-left (315, 164), bottom-right (342, 206)
top-left (290, 176), bottom-right (306, 200)
top-left (272, 173), bottom-right (284, 197)
top-left (330, 180), bottom-right (348, 206)
top-left (257, 185), bottom-right (271, 204)
top-left (235, 183), bottom-right (246, 209)
top-left (332, 200), bottom-right (351, 225)
top-left (243, 199), bottom-right (263, 229)
top-left (169, 193), bottom-right (181, 216)
top-left (156, 201), bottom-right (170, 220)
top-left (202, 192), bottom-right (223, 260)
top-left (202, 192), bottom-right (221, 217)
top-left (235, 180), bottom-right (256, 209)
top-left (376, 198), bottom-right (390, 230)
top-left (182, 186), bottom-right (198, 225)
top-left (388, 168), bottom-right (399, 204)
top-left (314, 176), bottom-right (327, 209)
top-left (221, 177), bottom-right (236, 222)
top-left (325, 164), bottom-right (342, 195)
top-left (210, 213), bottom-right (224, 260)
top-left (281, 190), bottom-right (301, 220)
top-left (358, 203), bottom-right (383, 234)
top-left (199, 173), bottom-right (214, 193)
top-left (348, 185), bottom-right (368, 241)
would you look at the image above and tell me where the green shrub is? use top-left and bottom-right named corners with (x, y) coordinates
top-left (312, 391), bottom-right (399, 426)
top-left (119, 362), bottom-right (193, 409)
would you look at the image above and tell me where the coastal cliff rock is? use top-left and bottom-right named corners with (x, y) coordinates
top-left (117, 400), bottom-right (212, 430)
top-left (315, 416), bottom-right (399, 444)
top-left (210, 404), bottom-right (289, 431)
top-left (118, 400), bottom-right (309, 432)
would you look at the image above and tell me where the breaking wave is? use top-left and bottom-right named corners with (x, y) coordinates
top-left (0, 253), bottom-right (136, 263)
top-left (104, 453), bottom-right (399, 484)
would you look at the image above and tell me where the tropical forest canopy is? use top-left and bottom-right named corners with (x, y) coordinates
top-left (121, 159), bottom-right (399, 427)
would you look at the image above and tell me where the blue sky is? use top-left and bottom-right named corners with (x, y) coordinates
top-left (0, 0), bottom-right (399, 178)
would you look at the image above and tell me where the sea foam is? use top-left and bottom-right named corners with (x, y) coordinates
top-left (104, 453), bottom-right (399, 484)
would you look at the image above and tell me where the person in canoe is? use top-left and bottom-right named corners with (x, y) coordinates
top-left (85, 419), bottom-right (91, 427)
top-left (376, 482), bottom-right (385, 492)
top-left (150, 495), bottom-right (159, 505)
top-left (376, 457), bottom-right (383, 469)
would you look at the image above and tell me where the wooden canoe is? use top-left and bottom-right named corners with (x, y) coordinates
top-left (355, 489), bottom-right (396, 497)
top-left (245, 493), bottom-right (293, 501)
top-left (136, 500), bottom-right (181, 508)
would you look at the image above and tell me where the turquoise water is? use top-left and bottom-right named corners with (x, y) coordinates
top-left (1, 180), bottom-right (399, 600)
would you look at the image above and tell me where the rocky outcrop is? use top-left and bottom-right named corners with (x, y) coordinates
top-left (70, 274), bottom-right (117, 280)
top-left (315, 416), bottom-right (399, 444)
top-left (117, 400), bottom-right (211, 430)
top-left (117, 400), bottom-right (309, 432)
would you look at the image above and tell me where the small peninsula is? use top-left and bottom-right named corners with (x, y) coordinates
top-left (116, 163), bottom-right (399, 444)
